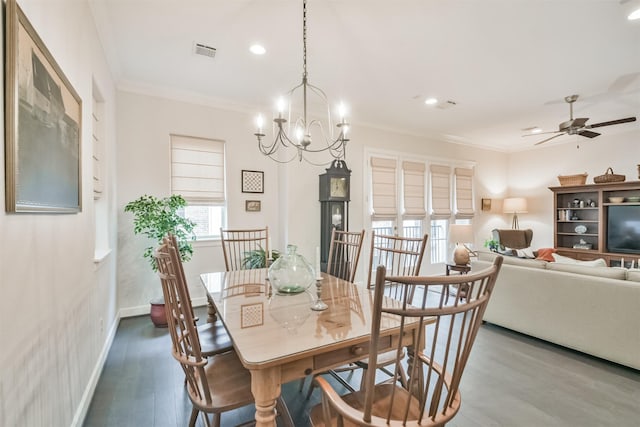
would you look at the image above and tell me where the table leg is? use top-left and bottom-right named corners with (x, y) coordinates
top-left (206, 294), bottom-right (218, 323)
top-left (251, 367), bottom-right (281, 427)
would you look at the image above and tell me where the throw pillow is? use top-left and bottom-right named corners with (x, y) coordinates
top-left (536, 247), bottom-right (556, 262)
top-left (507, 246), bottom-right (535, 258)
top-left (551, 253), bottom-right (607, 267)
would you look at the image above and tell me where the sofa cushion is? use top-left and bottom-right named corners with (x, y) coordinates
top-left (501, 255), bottom-right (548, 268)
top-left (536, 247), bottom-right (556, 262)
top-left (546, 262), bottom-right (627, 280)
top-left (552, 253), bottom-right (607, 267)
top-left (626, 270), bottom-right (640, 282)
top-left (507, 246), bottom-right (535, 259)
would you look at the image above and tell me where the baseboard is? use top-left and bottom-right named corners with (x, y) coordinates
top-left (70, 311), bottom-right (121, 427)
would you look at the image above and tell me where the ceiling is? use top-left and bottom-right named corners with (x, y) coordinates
top-left (90, 0), bottom-right (640, 152)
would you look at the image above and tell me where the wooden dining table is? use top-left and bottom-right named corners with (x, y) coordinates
top-left (200, 268), bottom-right (425, 427)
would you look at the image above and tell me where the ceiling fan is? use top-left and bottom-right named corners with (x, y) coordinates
top-left (526, 94), bottom-right (637, 146)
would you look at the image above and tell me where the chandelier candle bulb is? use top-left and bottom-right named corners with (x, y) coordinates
top-left (315, 246), bottom-right (322, 280)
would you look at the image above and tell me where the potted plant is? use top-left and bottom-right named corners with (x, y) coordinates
top-left (241, 246), bottom-right (281, 269)
top-left (124, 194), bottom-right (196, 326)
top-left (484, 238), bottom-right (500, 253)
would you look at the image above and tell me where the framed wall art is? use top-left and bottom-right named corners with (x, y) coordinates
top-left (245, 200), bottom-right (261, 212)
top-left (5, 0), bottom-right (82, 213)
top-left (241, 170), bottom-right (264, 193)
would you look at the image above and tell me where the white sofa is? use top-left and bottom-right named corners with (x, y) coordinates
top-left (472, 251), bottom-right (640, 370)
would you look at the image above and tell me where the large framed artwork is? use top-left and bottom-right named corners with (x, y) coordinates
top-left (5, 0), bottom-right (82, 213)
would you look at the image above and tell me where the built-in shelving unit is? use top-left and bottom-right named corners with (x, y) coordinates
top-left (549, 180), bottom-right (640, 267)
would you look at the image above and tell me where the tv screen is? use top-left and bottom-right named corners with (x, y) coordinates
top-left (607, 205), bottom-right (640, 255)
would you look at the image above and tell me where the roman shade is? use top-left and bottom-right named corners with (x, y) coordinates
top-left (454, 167), bottom-right (474, 218)
top-left (370, 157), bottom-right (397, 218)
top-left (402, 161), bottom-right (426, 217)
top-left (430, 164), bottom-right (452, 218)
top-left (170, 134), bottom-right (225, 203)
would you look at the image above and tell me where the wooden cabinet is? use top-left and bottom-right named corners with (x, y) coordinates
top-left (549, 181), bottom-right (640, 267)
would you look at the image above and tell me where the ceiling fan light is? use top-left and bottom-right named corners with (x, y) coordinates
top-left (628, 8), bottom-right (640, 20)
top-left (531, 127), bottom-right (542, 134)
top-left (425, 97), bottom-right (438, 105)
top-left (250, 44), bottom-right (266, 55)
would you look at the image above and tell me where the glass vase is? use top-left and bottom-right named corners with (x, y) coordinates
top-left (268, 244), bottom-right (315, 294)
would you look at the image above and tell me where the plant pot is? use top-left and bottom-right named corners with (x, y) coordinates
top-left (150, 298), bottom-right (168, 328)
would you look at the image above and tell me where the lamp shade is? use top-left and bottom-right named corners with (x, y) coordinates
top-left (503, 197), bottom-right (528, 214)
top-left (449, 224), bottom-right (474, 244)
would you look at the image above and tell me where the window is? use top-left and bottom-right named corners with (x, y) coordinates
top-left (170, 134), bottom-right (226, 240)
top-left (368, 152), bottom-right (475, 265)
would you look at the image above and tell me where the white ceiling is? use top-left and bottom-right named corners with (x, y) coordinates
top-left (90, 0), bottom-right (640, 152)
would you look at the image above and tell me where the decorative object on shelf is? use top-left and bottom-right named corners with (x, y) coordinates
top-left (608, 196), bottom-right (625, 203)
top-left (253, 0), bottom-right (349, 164)
top-left (241, 170), bottom-right (264, 193)
top-left (5, 0), bottom-right (82, 213)
top-left (571, 213), bottom-right (579, 220)
top-left (574, 225), bottom-right (587, 234)
top-left (626, 196), bottom-right (640, 203)
top-left (268, 244), bottom-right (315, 294)
top-left (557, 173), bottom-right (587, 186)
top-left (573, 239), bottom-right (592, 250)
top-left (245, 200), bottom-right (261, 212)
top-left (572, 198), bottom-right (580, 207)
top-left (503, 197), bottom-right (528, 229)
top-left (449, 224), bottom-right (476, 265)
top-left (594, 167), bottom-right (625, 184)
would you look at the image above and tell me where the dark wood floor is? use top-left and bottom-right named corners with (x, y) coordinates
top-left (84, 306), bottom-right (640, 427)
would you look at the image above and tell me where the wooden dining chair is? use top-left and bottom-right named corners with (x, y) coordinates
top-left (165, 234), bottom-right (232, 357)
top-left (220, 227), bottom-right (269, 271)
top-left (352, 231), bottom-right (429, 389)
top-left (309, 257), bottom-right (504, 426)
top-left (300, 228), bottom-right (365, 395)
top-left (326, 228), bottom-right (366, 283)
top-left (154, 239), bottom-right (294, 427)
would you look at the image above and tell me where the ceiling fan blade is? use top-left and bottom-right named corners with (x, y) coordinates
top-left (521, 130), bottom-right (561, 137)
top-left (572, 118), bottom-right (589, 128)
top-left (578, 130), bottom-right (600, 138)
top-left (534, 133), bottom-right (565, 146)
top-left (588, 117), bottom-right (637, 129)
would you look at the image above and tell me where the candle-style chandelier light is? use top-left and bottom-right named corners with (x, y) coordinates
top-left (254, 0), bottom-right (350, 165)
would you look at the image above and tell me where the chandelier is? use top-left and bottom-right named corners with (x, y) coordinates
top-left (254, 0), bottom-right (350, 165)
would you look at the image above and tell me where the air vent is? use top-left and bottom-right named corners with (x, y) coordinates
top-left (194, 42), bottom-right (216, 58)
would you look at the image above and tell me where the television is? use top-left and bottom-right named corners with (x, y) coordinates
top-left (607, 205), bottom-right (640, 255)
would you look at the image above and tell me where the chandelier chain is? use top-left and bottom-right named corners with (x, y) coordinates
top-left (302, 0), bottom-right (307, 79)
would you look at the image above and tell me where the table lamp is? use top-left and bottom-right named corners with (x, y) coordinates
top-left (449, 224), bottom-right (475, 265)
top-left (503, 197), bottom-right (528, 230)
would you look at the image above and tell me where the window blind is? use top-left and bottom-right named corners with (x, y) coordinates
top-left (455, 167), bottom-right (475, 218)
top-left (402, 161), bottom-right (426, 217)
top-left (170, 135), bottom-right (225, 203)
top-left (430, 164), bottom-right (452, 218)
top-left (370, 157), bottom-right (397, 218)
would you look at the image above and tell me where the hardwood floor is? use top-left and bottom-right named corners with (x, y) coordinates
top-left (84, 306), bottom-right (640, 427)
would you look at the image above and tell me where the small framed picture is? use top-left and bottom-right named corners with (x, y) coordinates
top-left (481, 198), bottom-right (492, 211)
top-left (242, 170), bottom-right (264, 193)
top-left (246, 200), bottom-right (261, 212)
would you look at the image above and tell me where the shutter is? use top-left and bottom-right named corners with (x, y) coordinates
top-left (370, 157), bottom-right (397, 218)
top-left (430, 164), bottom-right (451, 219)
top-left (455, 167), bottom-right (475, 218)
top-left (403, 161), bottom-right (425, 217)
top-left (170, 135), bottom-right (225, 203)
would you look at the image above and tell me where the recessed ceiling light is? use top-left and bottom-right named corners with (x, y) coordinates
top-left (629, 8), bottom-right (640, 20)
top-left (424, 97), bottom-right (438, 105)
top-left (250, 44), bottom-right (266, 55)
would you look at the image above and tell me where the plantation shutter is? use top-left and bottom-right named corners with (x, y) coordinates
top-left (430, 164), bottom-right (451, 219)
top-left (455, 167), bottom-right (475, 218)
top-left (402, 161), bottom-right (426, 217)
top-left (370, 157), bottom-right (397, 218)
top-left (170, 135), bottom-right (225, 203)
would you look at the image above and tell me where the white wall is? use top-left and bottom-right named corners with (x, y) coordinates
top-left (0, 1), bottom-right (118, 426)
top-left (116, 90), bottom-right (512, 311)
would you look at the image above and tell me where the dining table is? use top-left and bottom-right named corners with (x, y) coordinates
top-left (200, 268), bottom-right (425, 427)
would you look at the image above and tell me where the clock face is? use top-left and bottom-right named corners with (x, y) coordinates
top-left (330, 177), bottom-right (347, 198)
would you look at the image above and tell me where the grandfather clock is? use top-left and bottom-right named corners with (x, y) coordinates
top-left (319, 159), bottom-right (351, 272)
